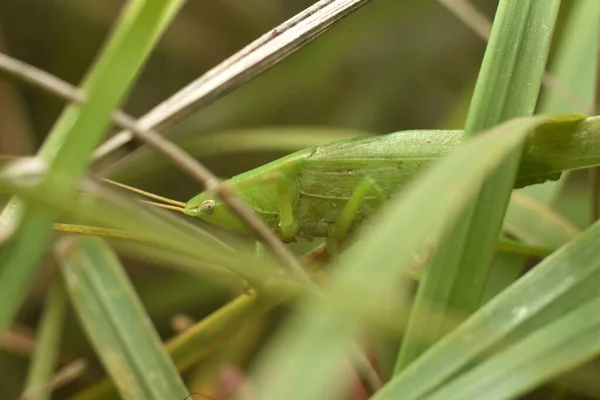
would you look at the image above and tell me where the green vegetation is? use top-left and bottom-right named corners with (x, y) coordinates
top-left (0, 1), bottom-right (599, 399)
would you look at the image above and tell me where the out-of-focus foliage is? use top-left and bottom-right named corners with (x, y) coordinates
top-left (1, 1), bottom-right (598, 399)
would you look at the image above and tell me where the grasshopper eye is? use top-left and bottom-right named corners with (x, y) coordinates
top-left (200, 200), bottom-right (215, 215)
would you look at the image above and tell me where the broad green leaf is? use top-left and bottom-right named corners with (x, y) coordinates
top-left (249, 116), bottom-right (549, 400)
top-left (396, 0), bottom-right (562, 371)
top-left (55, 236), bottom-right (189, 400)
top-left (0, 0), bottom-right (184, 337)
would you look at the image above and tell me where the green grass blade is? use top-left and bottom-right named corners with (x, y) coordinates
top-left (522, 0), bottom-right (600, 202)
top-left (487, 0), bottom-right (599, 307)
top-left (395, 0), bottom-right (561, 371)
top-left (373, 213), bottom-right (600, 399)
top-left (22, 278), bottom-right (66, 400)
top-left (538, 0), bottom-right (598, 115)
top-left (248, 116), bottom-right (549, 400)
top-left (54, 236), bottom-right (189, 400)
top-left (424, 296), bottom-right (600, 400)
top-left (519, 0), bottom-right (599, 204)
top-left (0, 0), bottom-right (184, 337)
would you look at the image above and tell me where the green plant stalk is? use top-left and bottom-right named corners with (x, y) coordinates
top-left (395, 0), bottom-right (561, 372)
top-left (0, 0), bottom-right (184, 337)
top-left (22, 278), bottom-right (66, 400)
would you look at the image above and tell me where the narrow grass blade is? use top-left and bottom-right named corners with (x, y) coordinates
top-left (54, 236), bottom-right (189, 400)
top-left (373, 214), bottom-right (600, 399)
top-left (488, 0), bottom-right (599, 305)
top-left (248, 116), bottom-right (549, 400)
top-left (519, 0), bottom-right (599, 205)
top-left (395, 0), bottom-right (561, 371)
top-left (537, 0), bottom-right (599, 115)
top-left (22, 278), bottom-right (66, 400)
top-left (0, 0), bottom-right (184, 337)
top-left (424, 296), bottom-right (600, 400)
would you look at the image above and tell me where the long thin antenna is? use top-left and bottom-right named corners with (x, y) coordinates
top-left (102, 178), bottom-right (186, 208)
top-left (140, 200), bottom-right (187, 214)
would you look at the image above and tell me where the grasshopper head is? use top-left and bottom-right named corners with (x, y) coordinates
top-left (185, 191), bottom-right (249, 234)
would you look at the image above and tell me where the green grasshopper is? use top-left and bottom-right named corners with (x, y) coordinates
top-left (173, 119), bottom-right (599, 244)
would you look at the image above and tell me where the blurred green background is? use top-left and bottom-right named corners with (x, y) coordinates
top-left (2, 0), bottom-right (591, 398)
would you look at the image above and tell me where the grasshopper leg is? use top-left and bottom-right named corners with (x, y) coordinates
top-left (327, 177), bottom-right (385, 257)
top-left (274, 171), bottom-right (300, 241)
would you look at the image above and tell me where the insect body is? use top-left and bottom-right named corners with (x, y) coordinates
top-left (185, 125), bottom-right (595, 242)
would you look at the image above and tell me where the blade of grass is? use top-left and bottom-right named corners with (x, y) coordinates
top-left (93, 0), bottom-right (376, 160)
top-left (423, 296), bottom-right (600, 400)
top-left (395, 0), bottom-right (562, 371)
top-left (22, 278), bottom-right (66, 400)
top-left (525, 0), bottom-right (600, 213)
top-left (54, 236), bottom-right (189, 400)
top-left (537, 0), bottom-right (599, 116)
top-left (248, 116), bottom-right (551, 400)
top-left (517, 0), bottom-right (599, 206)
top-left (487, 0), bottom-right (599, 302)
top-left (0, 0), bottom-right (184, 337)
top-left (373, 209), bottom-right (600, 399)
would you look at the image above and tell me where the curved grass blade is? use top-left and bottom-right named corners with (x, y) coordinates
top-left (373, 213), bottom-right (600, 399)
top-left (424, 296), bottom-right (600, 400)
top-left (395, 0), bottom-right (562, 371)
top-left (22, 278), bottom-right (66, 400)
top-left (54, 236), bottom-right (189, 400)
top-left (0, 0), bottom-right (184, 337)
top-left (248, 116), bottom-right (549, 400)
